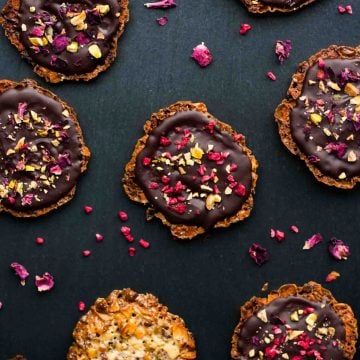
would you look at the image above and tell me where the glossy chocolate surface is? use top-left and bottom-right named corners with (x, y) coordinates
top-left (135, 111), bottom-right (253, 229)
top-left (291, 59), bottom-right (360, 180)
top-left (259, 0), bottom-right (309, 8)
top-left (234, 296), bottom-right (345, 359)
top-left (18, 0), bottom-right (121, 75)
top-left (0, 85), bottom-right (83, 211)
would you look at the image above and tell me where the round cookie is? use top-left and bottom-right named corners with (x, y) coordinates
top-left (0, 0), bottom-right (129, 83)
top-left (231, 282), bottom-right (358, 360)
top-left (275, 45), bottom-right (360, 189)
top-left (123, 101), bottom-right (258, 240)
top-left (239, 0), bottom-right (318, 13)
top-left (67, 288), bottom-right (197, 360)
top-left (0, 79), bottom-right (90, 217)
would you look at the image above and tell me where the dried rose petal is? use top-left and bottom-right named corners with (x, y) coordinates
top-left (120, 226), bottom-right (131, 236)
top-left (270, 228), bottom-right (276, 238)
top-left (191, 42), bottom-right (213, 68)
top-left (128, 247), bottom-right (136, 257)
top-left (18, 102), bottom-right (27, 118)
top-left (290, 225), bottom-right (299, 233)
top-left (156, 16), bottom-right (168, 26)
top-left (328, 238), bottom-right (350, 260)
top-left (52, 35), bottom-right (70, 54)
top-left (0, 301), bottom-right (2, 310)
top-left (10, 262), bottom-right (29, 285)
top-left (275, 230), bottom-right (285, 242)
top-left (35, 272), bottom-right (54, 292)
top-left (345, 5), bottom-right (353, 13)
top-left (74, 32), bottom-right (91, 46)
top-left (324, 142), bottom-right (347, 158)
top-left (239, 23), bottom-right (251, 35)
top-left (303, 233), bottom-right (323, 250)
top-left (325, 271), bottom-right (340, 283)
top-left (267, 71), bottom-right (276, 81)
top-left (78, 301), bottom-right (86, 311)
top-left (249, 244), bottom-right (269, 266)
top-left (275, 40), bottom-right (292, 64)
top-left (144, 0), bottom-right (176, 8)
top-left (338, 5), bottom-right (346, 13)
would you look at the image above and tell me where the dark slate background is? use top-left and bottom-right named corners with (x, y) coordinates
top-left (0, 0), bottom-right (359, 359)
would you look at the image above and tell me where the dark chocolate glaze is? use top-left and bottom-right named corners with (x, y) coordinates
top-left (235, 296), bottom-right (346, 360)
top-left (259, 0), bottom-right (309, 8)
top-left (19, 0), bottom-right (121, 75)
top-left (0, 85), bottom-right (83, 211)
top-left (135, 111), bottom-right (253, 229)
top-left (291, 59), bottom-right (360, 180)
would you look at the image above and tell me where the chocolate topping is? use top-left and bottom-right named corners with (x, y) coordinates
top-left (0, 84), bottom-right (83, 211)
top-left (18, 0), bottom-right (121, 75)
top-left (135, 111), bottom-right (253, 229)
top-left (235, 296), bottom-right (346, 360)
top-left (259, 0), bottom-right (309, 8)
top-left (290, 59), bottom-right (360, 180)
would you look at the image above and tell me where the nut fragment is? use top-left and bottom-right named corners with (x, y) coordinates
top-left (305, 312), bottom-right (318, 331)
top-left (256, 309), bottom-right (268, 323)
top-left (205, 194), bottom-right (221, 210)
top-left (88, 44), bottom-right (102, 59)
top-left (347, 150), bottom-right (357, 162)
top-left (310, 113), bottom-right (322, 125)
top-left (344, 83), bottom-right (360, 97)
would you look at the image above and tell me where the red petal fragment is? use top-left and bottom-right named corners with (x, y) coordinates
top-left (318, 58), bottom-right (325, 68)
top-left (125, 234), bottom-right (134, 242)
top-left (128, 247), bottom-right (136, 257)
top-left (270, 228), bottom-right (276, 238)
top-left (346, 5), bottom-right (353, 14)
top-left (120, 226), bottom-right (131, 236)
top-left (267, 72), bottom-right (277, 81)
top-left (78, 301), bottom-right (86, 312)
top-left (328, 238), bottom-right (350, 260)
top-left (35, 272), bottom-right (54, 292)
top-left (275, 230), bottom-right (285, 242)
top-left (249, 244), bottom-right (269, 266)
top-left (191, 42), bottom-right (213, 68)
top-left (338, 5), bottom-right (346, 13)
top-left (325, 271), bottom-right (340, 283)
top-left (82, 250), bottom-right (91, 257)
top-left (139, 239), bottom-right (150, 248)
top-left (10, 262), bottom-right (29, 285)
top-left (118, 211), bottom-right (129, 221)
top-left (156, 16), bottom-right (168, 26)
top-left (95, 233), bottom-right (104, 242)
top-left (36, 237), bottom-right (45, 245)
top-left (239, 23), bottom-right (251, 35)
top-left (144, 0), bottom-right (176, 8)
top-left (84, 205), bottom-right (93, 214)
top-left (142, 157), bottom-right (152, 166)
top-left (303, 233), bottom-right (323, 250)
top-left (290, 225), bottom-right (299, 233)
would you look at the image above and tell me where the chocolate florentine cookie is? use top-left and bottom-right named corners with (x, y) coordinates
top-left (123, 101), bottom-right (258, 240)
top-left (240, 0), bottom-right (318, 13)
top-left (67, 288), bottom-right (197, 360)
top-left (275, 45), bottom-right (360, 189)
top-left (0, 79), bottom-right (90, 217)
top-left (231, 282), bottom-right (358, 359)
top-left (0, 0), bottom-right (129, 83)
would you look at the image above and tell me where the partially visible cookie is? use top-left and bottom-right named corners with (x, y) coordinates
top-left (0, 79), bottom-right (90, 217)
top-left (0, 0), bottom-right (129, 83)
top-left (231, 282), bottom-right (358, 359)
top-left (275, 45), bottom-right (360, 189)
top-left (240, 0), bottom-right (318, 13)
top-left (8, 356), bottom-right (27, 360)
top-left (67, 288), bottom-right (197, 360)
top-left (123, 101), bottom-right (258, 240)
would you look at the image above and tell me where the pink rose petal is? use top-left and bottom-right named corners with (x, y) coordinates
top-left (328, 238), bottom-right (350, 260)
top-left (303, 233), bottom-right (323, 250)
top-left (10, 262), bottom-right (29, 286)
top-left (191, 42), bottom-right (213, 68)
top-left (156, 16), bottom-right (168, 26)
top-left (35, 272), bottom-right (54, 292)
